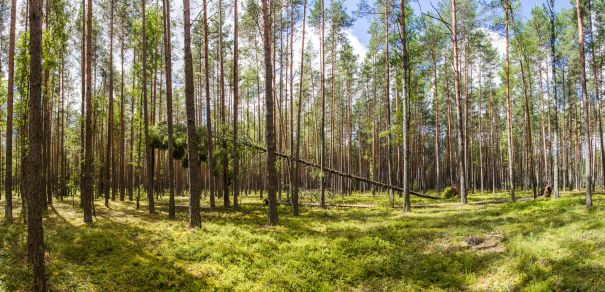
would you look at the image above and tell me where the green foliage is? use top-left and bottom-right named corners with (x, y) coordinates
top-left (1, 193), bottom-right (604, 290)
top-left (149, 122), bottom-right (205, 161)
top-left (15, 32), bottom-right (30, 101)
top-left (441, 186), bottom-right (459, 199)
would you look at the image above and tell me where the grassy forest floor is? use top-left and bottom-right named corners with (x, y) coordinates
top-left (1, 190), bottom-right (604, 291)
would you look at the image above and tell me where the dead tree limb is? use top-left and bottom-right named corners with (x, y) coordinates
top-left (236, 139), bottom-right (442, 200)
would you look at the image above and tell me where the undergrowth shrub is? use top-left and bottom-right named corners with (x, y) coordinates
top-left (442, 187), bottom-right (459, 199)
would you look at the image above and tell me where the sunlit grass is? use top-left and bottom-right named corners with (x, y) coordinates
top-left (0, 190), bottom-right (604, 290)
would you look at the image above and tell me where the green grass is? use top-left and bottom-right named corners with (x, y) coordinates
top-left (1, 191), bottom-right (604, 291)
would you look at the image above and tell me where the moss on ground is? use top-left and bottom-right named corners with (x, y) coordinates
top-left (0, 191), bottom-right (604, 291)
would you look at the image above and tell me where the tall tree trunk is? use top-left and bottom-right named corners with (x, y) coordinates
top-left (183, 0), bottom-right (202, 227)
top-left (203, 0), bottom-right (215, 210)
top-left (27, 0), bottom-right (47, 288)
top-left (79, 0), bottom-right (86, 207)
top-left (4, 0), bottom-right (17, 223)
top-left (488, 77), bottom-right (496, 192)
top-left (539, 67), bottom-right (548, 187)
top-left (385, 0), bottom-right (394, 207)
top-left (517, 48), bottom-right (536, 198)
top-left (262, 0), bottom-right (279, 226)
top-left (233, 0), bottom-right (240, 209)
top-left (129, 52), bottom-right (136, 201)
top-left (576, 0), bottom-right (592, 206)
top-left (218, 0), bottom-right (229, 208)
top-left (504, 0), bottom-right (515, 201)
top-left (550, 0), bottom-right (560, 198)
top-left (319, 0), bottom-right (326, 208)
top-left (587, 0), bottom-right (604, 190)
top-left (432, 48), bottom-right (441, 192)
top-left (400, 0), bottom-right (410, 211)
top-left (105, 0), bottom-right (114, 207)
top-left (142, 0), bottom-right (155, 213)
top-left (119, 18), bottom-right (126, 201)
top-left (164, 0), bottom-right (176, 218)
top-left (292, 0), bottom-right (307, 216)
top-left (83, 0), bottom-right (94, 223)
top-left (478, 59), bottom-right (484, 193)
top-left (451, 0), bottom-right (467, 204)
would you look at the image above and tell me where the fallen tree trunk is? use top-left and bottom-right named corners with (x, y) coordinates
top-left (236, 138), bottom-right (441, 200)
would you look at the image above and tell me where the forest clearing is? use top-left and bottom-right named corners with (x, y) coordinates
top-left (2, 0), bottom-right (605, 290)
top-left (1, 192), bottom-right (604, 290)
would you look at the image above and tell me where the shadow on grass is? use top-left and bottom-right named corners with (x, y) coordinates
top-left (1, 202), bottom-right (212, 291)
top-left (1, 193), bottom-right (603, 290)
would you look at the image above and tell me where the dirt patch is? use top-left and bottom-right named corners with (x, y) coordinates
top-left (466, 233), bottom-right (506, 253)
top-left (466, 236), bottom-right (484, 246)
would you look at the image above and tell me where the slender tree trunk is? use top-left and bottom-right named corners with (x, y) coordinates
top-left (183, 0), bottom-right (202, 227)
top-left (141, 0), bottom-right (155, 214)
top-left (233, 0), bottom-right (240, 210)
top-left (119, 19), bottom-right (126, 201)
top-left (385, 0), bottom-right (394, 207)
top-left (262, 0), bottom-right (279, 226)
top-left (83, 0), bottom-right (94, 223)
top-left (488, 78), bottom-right (496, 193)
top-left (504, 0), bottom-right (515, 201)
top-left (515, 45), bottom-right (536, 198)
top-left (319, 0), bottom-right (326, 208)
top-left (27, 0), bottom-right (47, 288)
top-left (164, 0), bottom-right (176, 218)
top-left (292, 0), bottom-right (307, 216)
top-left (432, 48), bottom-right (441, 193)
top-left (129, 52), bottom-right (136, 201)
top-left (587, 0), bottom-right (604, 190)
top-left (142, 0), bottom-right (155, 213)
top-left (576, 0), bottom-right (592, 206)
top-left (400, 0), bottom-right (410, 211)
top-left (478, 58), bottom-right (484, 193)
top-left (539, 68), bottom-right (548, 187)
top-left (203, 0), bottom-right (215, 210)
top-left (452, 0), bottom-right (467, 204)
top-left (4, 0), bottom-right (17, 223)
top-left (105, 0), bottom-right (114, 207)
top-left (79, 0), bottom-right (86, 208)
top-left (550, 0), bottom-right (559, 199)
top-left (218, 0), bottom-right (229, 208)
top-left (288, 0), bottom-right (294, 201)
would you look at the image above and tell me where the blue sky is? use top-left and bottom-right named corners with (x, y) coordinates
top-left (342, 0), bottom-right (573, 47)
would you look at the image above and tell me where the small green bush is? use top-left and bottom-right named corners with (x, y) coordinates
top-left (442, 186), bottom-right (459, 198)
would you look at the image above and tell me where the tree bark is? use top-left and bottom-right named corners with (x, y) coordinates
top-left (119, 16), bottom-right (126, 201)
top-left (319, 0), bottom-right (327, 208)
top-left (262, 0), bottom-right (279, 226)
top-left (586, 0), bottom-right (604, 190)
top-left (576, 0), bottom-right (592, 206)
top-left (4, 0), bottom-right (17, 223)
top-left (400, 0), bottom-right (410, 211)
top-left (183, 0), bottom-right (202, 227)
top-left (83, 0), bottom-right (94, 223)
top-left (452, 0), bottom-right (467, 204)
top-left (163, 0), bottom-right (176, 218)
top-left (105, 0), bottom-right (114, 207)
top-left (385, 0), bottom-right (394, 208)
top-left (503, 0), bottom-right (515, 201)
top-left (203, 0), bottom-right (215, 210)
top-left (142, 0), bottom-right (155, 213)
top-left (27, 0), bottom-right (47, 288)
top-left (549, 0), bottom-right (560, 199)
top-left (292, 0), bottom-right (307, 216)
top-left (233, 0), bottom-right (241, 209)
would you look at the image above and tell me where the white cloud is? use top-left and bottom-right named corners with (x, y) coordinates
top-left (484, 29), bottom-right (506, 58)
top-left (344, 29), bottom-right (368, 61)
